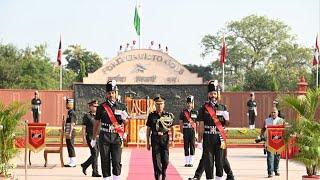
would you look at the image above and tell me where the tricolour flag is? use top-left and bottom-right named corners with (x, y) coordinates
top-left (220, 37), bottom-right (227, 65)
top-left (57, 36), bottom-right (62, 66)
top-left (313, 34), bottom-right (319, 66)
top-left (134, 4), bottom-right (140, 36)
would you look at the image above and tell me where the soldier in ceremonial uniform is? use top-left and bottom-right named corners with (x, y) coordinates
top-left (64, 98), bottom-right (77, 167)
top-left (146, 94), bottom-right (174, 180)
top-left (81, 100), bottom-right (101, 177)
top-left (31, 91), bottom-right (41, 123)
top-left (189, 81), bottom-right (234, 180)
top-left (196, 80), bottom-right (233, 180)
top-left (247, 92), bottom-right (257, 129)
top-left (179, 95), bottom-right (197, 167)
top-left (91, 80), bottom-right (128, 180)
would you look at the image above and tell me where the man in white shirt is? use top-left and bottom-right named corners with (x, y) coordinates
top-left (260, 107), bottom-right (284, 178)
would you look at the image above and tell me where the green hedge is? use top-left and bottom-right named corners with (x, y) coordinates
top-left (226, 128), bottom-right (260, 139)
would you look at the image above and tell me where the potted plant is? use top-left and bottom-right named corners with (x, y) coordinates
top-left (281, 88), bottom-right (320, 179)
top-left (0, 101), bottom-right (27, 179)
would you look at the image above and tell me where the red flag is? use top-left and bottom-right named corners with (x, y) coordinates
top-left (57, 36), bottom-right (62, 66)
top-left (313, 34), bottom-right (319, 66)
top-left (220, 37), bottom-right (227, 65)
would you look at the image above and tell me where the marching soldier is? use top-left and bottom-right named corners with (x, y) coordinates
top-left (179, 95), bottom-right (197, 167)
top-left (146, 94), bottom-right (174, 180)
top-left (64, 98), bottom-right (77, 167)
top-left (91, 80), bottom-right (128, 180)
top-left (81, 100), bottom-right (101, 177)
top-left (189, 81), bottom-right (234, 180)
top-left (196, 80), bottom-right (231, 180)
top-left (31, 90), bottom-right (41, 123)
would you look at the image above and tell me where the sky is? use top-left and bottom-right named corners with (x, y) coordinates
top-left (0, 0), bottom-right (319, 66)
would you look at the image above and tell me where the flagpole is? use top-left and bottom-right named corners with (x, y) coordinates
top-left (317, 63), bottom-right (319, 88)
top-left (138, 0), bottom-right (141, 49)
top-left (60, 63), bottom-right (62, 90)
top-left (222, 63), bottom-right (225, 92)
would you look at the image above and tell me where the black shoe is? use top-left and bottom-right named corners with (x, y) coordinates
top-left (162, 174), bottom-right (166, 180)
top-left (188, 164), bottom-right (193, 167)
top-left (268, 174), bottom-right (273, 178)
top-left (188, 178), bottom-right (199, 180)
top-left (226, 176), bottom-right (235, 180)
top-left (64, 164), bottom-right (76, 167)
top-left (92, 174), bottom-right (102, 177)
top-left (80, 164), bottom-right (87, 175)
top-left (184, 164), bottom-right (188, 167)
top-left (275, 172), bottom-right (280, 176)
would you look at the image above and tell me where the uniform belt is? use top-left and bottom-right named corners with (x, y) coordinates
top-left (204, 125), bottom-right (216, 128)
top-left (183, 123), bottom-right (192, 128)
top-left (204, 125), bottom-right (219, 134)
top-left (101, 123), bottom-right (117, 129)
top-left (152, 131), bottom-right (168, 136)
top-left (204, 131), bottom-right (220, 135)
top-left (100, 127), bottom-right (117, 133)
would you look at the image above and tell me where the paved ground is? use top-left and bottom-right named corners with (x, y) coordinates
top-left (11, 147), bottom-right (306, 180)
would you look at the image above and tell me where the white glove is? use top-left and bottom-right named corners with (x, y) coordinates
top-left (38, 111), bottom-right (42, 115)
top-left (121, 111), bottom-right (129, 120)
top-left (90, 139), bottom-right (96, 147)
top-left (197, 142), bottom-right (203, 150)
top-left (123, 133), bottom-right (127, 140)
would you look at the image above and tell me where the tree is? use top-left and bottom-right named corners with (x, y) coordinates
top-left (201, 15), bottom-right (313, 91)
top-left (0, 43), bottom-right (76, 89)
top-left (184, 64), bottom-right (213, 82)
top-left (64, 45), bottom-right (103, 81)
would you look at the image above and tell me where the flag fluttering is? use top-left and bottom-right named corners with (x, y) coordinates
top-left (134, 4), bottom-right (141, 36)
top-left (57, 36), bottom-right (62, 66)
top-left (313, 34), bottom-right (319, 66)
top-left (220, 37), bottom-right (227, 65)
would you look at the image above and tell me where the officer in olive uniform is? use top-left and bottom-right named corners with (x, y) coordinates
top-left (91, 80), bottom-right (128, 180)
top-left (196, 80), bottom-right (232, 180)
top-left (146, 94), bottom-right (174, 180)
top-left (179, 95), bottom-right (197, 167)
top-left (64, 98), bottom-right (77, 167)
top-left (31, 91), bottom-right (41, 123)
top-left (81, 100), bottom-right (101, 177)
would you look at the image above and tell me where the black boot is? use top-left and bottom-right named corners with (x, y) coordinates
top-left (80, 163), bottom-right (87, 175)
top-left (162, 173), bottom-right (166, 180)
top-left (188, 177), bottom-right (199, 180)
top-left (92, 173), bottom-right (102, 177)
top-left (154, 173), bottom-right (160, 180)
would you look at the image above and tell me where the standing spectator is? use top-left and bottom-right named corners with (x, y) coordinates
top-left (260, 108), bottom-right (284, 178)
top-left (247, 92), bottom-right (257, 129)
top-left (149, 41), bottom-right (155, 49)
top-left (158, 44), bottom-right (163, 52)
top-left (31, 91), bottom-right (41, 123)
top-left (131, 40), bottom-right (136, 50)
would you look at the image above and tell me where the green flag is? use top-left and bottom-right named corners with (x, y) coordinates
top-left (134, 5), bottom-right (140, 36)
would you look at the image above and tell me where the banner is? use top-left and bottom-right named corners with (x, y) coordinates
top-left (266, 125), bottom-right (285, 154)
top-left (27, 123), bottom-right (46, 152)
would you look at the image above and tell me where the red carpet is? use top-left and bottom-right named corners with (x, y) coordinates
top-left (127, 148), bottom-right (182, 180)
